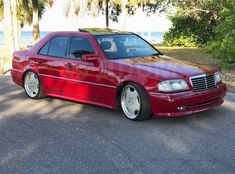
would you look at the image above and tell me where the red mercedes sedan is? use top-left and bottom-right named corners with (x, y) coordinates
top-left (11, 29), bottom-right (227, 121)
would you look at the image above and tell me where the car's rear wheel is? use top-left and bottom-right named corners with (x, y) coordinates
top-left (24, 71), bottom-right (45, 99)
top-left (120, 83), bottom-right (152, 121)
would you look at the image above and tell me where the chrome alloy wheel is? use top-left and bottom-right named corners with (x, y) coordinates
top-left (121, 85), bottom-right (141, 119)
top-left (24, 72), bottom-right (39, 98)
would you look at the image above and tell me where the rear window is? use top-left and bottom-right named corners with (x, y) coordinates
top-left (38, 41), bottom-right (51, 55)
top-left (48, 36), bottom-right (69, 58)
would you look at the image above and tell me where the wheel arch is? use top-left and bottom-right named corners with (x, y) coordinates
top-left (22, 69), bottom-right (46, 99)
top-left (115, 80), bottom-right (149, 109)
top-left (116, 80), bottom-right (153, 120)
top-left (22, 69), bottom-right (38, 85)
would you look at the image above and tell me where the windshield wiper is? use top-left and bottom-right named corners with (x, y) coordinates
top-left (150, 53), bottom-right (160, 56)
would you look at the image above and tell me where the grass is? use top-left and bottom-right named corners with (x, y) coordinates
top-left (157, 46), bottom-right (220, 67)
top-left (0, 46), bottom-right (235, 93)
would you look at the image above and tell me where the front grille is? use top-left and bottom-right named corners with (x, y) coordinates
top-left (190, 74), bottom-right (216, 92)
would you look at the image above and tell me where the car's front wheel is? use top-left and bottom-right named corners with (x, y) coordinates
top-left (24, 71), bottom-right (45, 99)
top-left (120, 83), bottom-right (152, 121)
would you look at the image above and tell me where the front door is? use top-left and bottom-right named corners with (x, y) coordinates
top-left (37, 35), bottom-right (70, 93)
top-left (63, 36), bottom-right (115, 105)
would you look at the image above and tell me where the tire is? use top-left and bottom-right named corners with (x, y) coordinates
top-left (120, 82), bottom-right (152, 121)
top-left (24, 71), bottom-right (46, 99)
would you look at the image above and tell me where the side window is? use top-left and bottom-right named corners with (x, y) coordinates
top-left (48, 36), bottom-right (69, 58)
top-left (69, 37), bottom-right (95, 59)
top-left (38, 41), bottom-right (51, 55)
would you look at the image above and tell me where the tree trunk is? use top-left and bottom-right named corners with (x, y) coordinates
top-left (105, 0), bottom-right (109, 28)
top-left (3, 0), bottom-right (20, 60)
top-left (32, 0), bottom-right (40, 43)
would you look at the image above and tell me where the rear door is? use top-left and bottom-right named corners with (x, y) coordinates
top-left (36, 35), bottom-right (70, 92)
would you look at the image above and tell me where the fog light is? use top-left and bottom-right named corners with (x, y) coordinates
top-left (177, 106), bottom-right (186, 111)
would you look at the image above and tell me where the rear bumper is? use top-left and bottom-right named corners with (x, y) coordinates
top-left (11, 69), bottom-right (24, 87)
top-left (149, 83), bottom-right (227, 117)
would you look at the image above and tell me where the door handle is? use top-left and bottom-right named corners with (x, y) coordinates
top-left (64, 63), bottom-right (73, 68)
top-left (37, 59), bottom-right (45, 64)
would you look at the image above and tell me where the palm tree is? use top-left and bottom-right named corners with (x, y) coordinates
top-left (31, 0), bottom-right (53, 43)
top-left (8, 0), bottom-right (53, 43)
top-left (0, 0), bottom-right (52, 60)
top-left (63, 0), bottom-right (152, 29)
top-left (1, 0), bottom-right (20, 59)
top-left (32, 0), bottom-right (40, 42)
top-left (64, 0), bottom-right (110, 28)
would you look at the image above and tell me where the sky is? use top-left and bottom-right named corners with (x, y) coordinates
top-left (0, 1), bottom-right (172, 32)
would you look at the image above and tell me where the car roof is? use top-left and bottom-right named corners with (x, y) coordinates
top-left (47, 28), bottom-right (133, 37)
top-left (78, 28), bottom-right (133, 36)
top-left (30, 29), bottom-right (134, 53)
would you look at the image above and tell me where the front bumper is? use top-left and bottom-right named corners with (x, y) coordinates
top-left (149, 83), bottom-right (227, 117)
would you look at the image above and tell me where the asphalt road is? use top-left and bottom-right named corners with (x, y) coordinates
top-left (0, 75), bottom-right (235, 174)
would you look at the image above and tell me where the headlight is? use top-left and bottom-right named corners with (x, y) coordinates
top-left (214, 71), bottom-right (222, 84)
top-left (158, 79), bottom-right (189, 92)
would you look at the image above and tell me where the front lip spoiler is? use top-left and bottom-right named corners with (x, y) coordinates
top-left (156, 98), bottom-right (224, 117)
top-left (148, 83), bottom-right (226, 117)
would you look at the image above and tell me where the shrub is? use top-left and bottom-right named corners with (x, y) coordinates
top-left (164, 0), bottom-right (235, 63)
top-left (164, 32), bottom-right (197, 47)
top-left (205, 4), bottom-right (235, 63)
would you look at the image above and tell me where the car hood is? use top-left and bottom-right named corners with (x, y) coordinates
top-left (114, 55), bottom-right (217, 78)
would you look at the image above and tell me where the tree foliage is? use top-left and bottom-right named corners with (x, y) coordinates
top-left (164, 0), bottom-right (223, 45)
top-left (164, 0), bottom-right (235, 63)
top-left (22, 0), bottom-right (54, 42)
top-left (63, 0), bottom-right (170, 26)
top-left (16, 0), bottom-right (45, 28)
top-left (205, 1), bottom-right (235, 63)
top-left (1, 0), bottom-right (51, 26)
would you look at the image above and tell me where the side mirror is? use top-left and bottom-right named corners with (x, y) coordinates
top-left (82, 54), bottom-right (98, 62)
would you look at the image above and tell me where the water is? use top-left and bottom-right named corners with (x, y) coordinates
top-left (0, 31), bottom-right (50, 46)
top-left (136, 31), bottom-right (164, 44)
top-left (0, 31), bottom-right (164, 46)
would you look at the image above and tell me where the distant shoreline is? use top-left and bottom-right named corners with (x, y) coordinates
top-left (0, 31), bottom-right (165, 46)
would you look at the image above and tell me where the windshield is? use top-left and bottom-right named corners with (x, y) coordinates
top-left (95, 34), bottom-right (160, 59)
